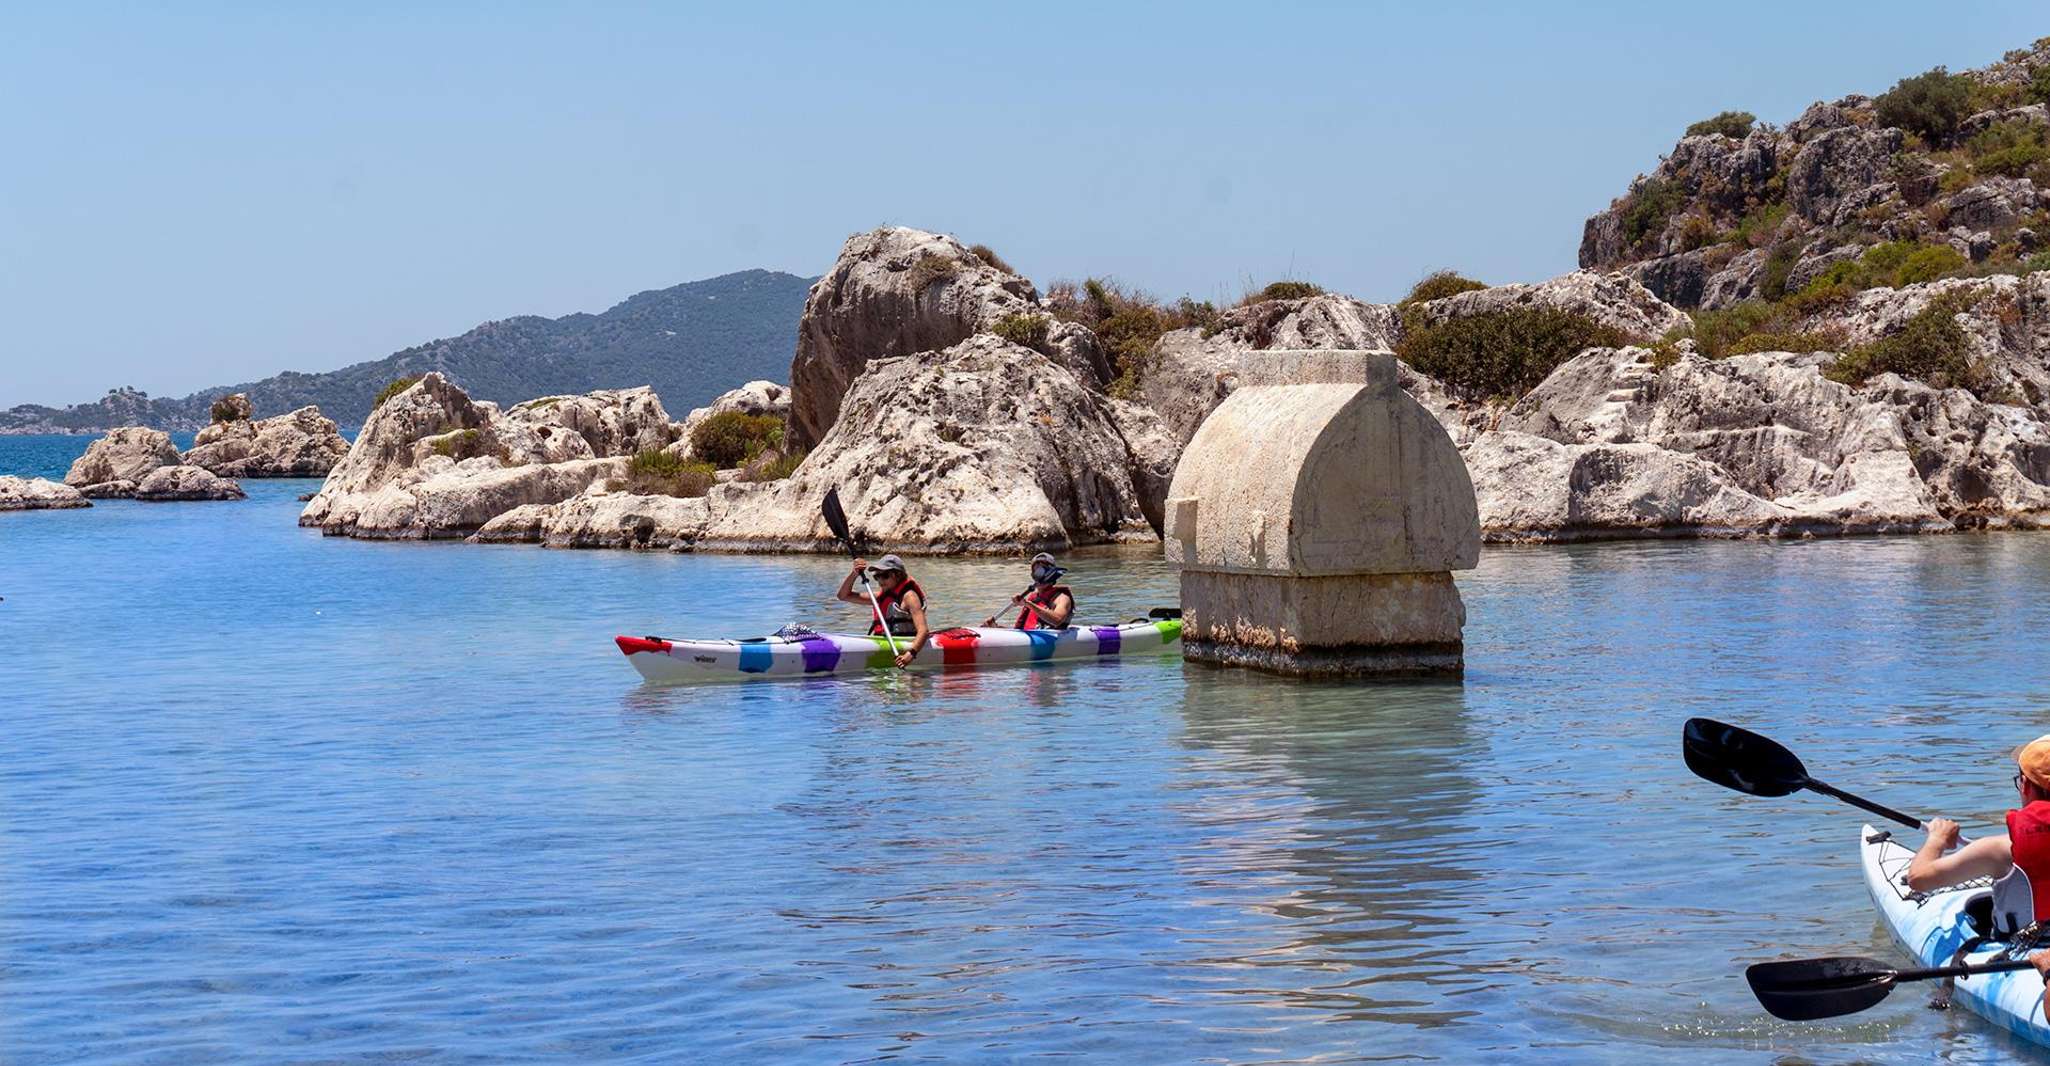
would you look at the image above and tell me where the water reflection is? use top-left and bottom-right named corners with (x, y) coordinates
top-left (1171, 671), bottom-right (1488, 1030)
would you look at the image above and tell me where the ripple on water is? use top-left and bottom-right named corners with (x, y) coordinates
top-left (4, 452), bottom-right (2050, 1062)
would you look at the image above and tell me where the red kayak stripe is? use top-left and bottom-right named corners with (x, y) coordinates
top-left (935, 628), bottom-right (980, 666)
top-left (615, 636), bottom-right (673, 656)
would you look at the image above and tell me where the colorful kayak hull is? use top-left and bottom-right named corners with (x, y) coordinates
top-left (616, 619), bottom-right (1183, 682)
top-left (1861, 824), bottom-right (2050, 1047)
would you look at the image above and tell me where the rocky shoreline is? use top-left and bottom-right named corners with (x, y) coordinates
top-left (15, 221), bottom-right (2050, 544)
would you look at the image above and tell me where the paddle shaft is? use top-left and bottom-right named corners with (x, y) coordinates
top-left (855, 570), bottom-right (900, 657)
top-left (1893, 957), bottom-right (2041, 983)
top-left (1800, 778), bottom-right (1927, 832)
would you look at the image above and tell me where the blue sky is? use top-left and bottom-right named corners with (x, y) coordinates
top-left (3, 2), bottom-right (2045, 404)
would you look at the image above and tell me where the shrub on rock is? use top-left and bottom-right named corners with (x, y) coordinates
top-left (967, 243), bottom-right (1014, 273)
top-left (990, 313), bottom-right (1050, 350)
top-left (1242, 280), bottom-right (1323, 304)
top-left (1686, 110), bottom-right (1756, 139)
top-left (1397, 306), bottom-right (1630, 402)
top-left (625, 449), bottom-right (715, 498)
top-left (375, 376), bottom-right (423, 409)
top-left (688, 411), bottom-right (782, 468)
top-left (1826, 291), bottom-right (1980, 389)
top-left (1401, 270), bottom-right (1488, 305)
top-left (1875, 67), bottom-right (1975, 145)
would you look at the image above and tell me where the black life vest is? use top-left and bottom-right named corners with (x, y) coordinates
top-left (870, 577), bottom-right (926, 637)
top-left (1017, 584), bottom-right (1073, 630)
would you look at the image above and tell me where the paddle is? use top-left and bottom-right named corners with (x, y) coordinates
top-left (1746, 954), bottom-right (2041, 1021)
top-left (820, 489), bottom-right (899, 657)
top-left (1681, 717), bottom-right (1926, 831)
top-left (981, 586), bottom-right (1034, 628)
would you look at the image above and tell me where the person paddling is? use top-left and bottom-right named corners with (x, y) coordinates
top-left (1907, 735), bottom-right (2050, 992)
top-left (984, 552), bottom-right (1074, 630)
top-left (837, 554), bottom-right (929, 668)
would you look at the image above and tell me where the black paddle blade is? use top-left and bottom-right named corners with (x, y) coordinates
top-left (1683, 718), bottom-right (1810, 798)
top-left (821, 488), bottom-right (853, 550)
top-left (1746, 956), bottom-right (1898, 1021)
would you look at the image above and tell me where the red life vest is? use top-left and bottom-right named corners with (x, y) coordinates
top-left (2005, 800), bottom-right (2050, 921)
top-left (869, 577), bottom-right (926, 637)
top-left (1016, 585), bottom-right (1073, 630)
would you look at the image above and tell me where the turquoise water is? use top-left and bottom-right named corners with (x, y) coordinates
top-left (5, 434), bottom-right (2050, 1063)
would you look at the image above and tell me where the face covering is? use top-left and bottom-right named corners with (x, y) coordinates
top-left (1032, 564), bottom-right (1059, 584)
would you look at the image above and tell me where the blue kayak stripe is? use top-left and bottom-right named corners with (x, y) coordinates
top-left (1025, 630), bottom-right (1059, 661)
top-left (738, 642), bottom-right (773, 674)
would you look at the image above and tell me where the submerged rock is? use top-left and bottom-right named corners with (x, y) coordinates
top-left (134, 465), bottom-right (246, 502)
top-left (0, 476), bottom-right (90, 511)
top-left (63, 426), bottom-right (180, 487)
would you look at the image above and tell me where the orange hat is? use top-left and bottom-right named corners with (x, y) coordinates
top-left (2015, 735), bottom-right (2050, 789)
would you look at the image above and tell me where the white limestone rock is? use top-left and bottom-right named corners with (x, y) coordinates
top-left (63, 426), bottom-right (181, 487)
top-left (702, 333), bottom-right (1157, 553)
top-left (788, 227), bottom-right (1108, 447)
top-left (134, 464), bottom-right (246, 502)
top-left (184, 404), bottom-right (350, 477)
top-left (0, 476), bottom-right (90, 511)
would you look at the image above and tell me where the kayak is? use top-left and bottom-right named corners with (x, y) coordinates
top-left (1861, 823), bottom-right (2050, 1046)
top-left (616, 618), bottom-right (1183, 682)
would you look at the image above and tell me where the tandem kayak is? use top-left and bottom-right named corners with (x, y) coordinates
top-left (616, 618), bottom-right (1183, 682)
top-left (1861, 824), bottom-right (2050, 1046)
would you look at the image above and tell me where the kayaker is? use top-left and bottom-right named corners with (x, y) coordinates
top-left (1909, 736), bottom-right (2050, 936)
top-left (837, 555), bottom-right (929, 668)
top-left (983, 552), bottom-right (1074, 630)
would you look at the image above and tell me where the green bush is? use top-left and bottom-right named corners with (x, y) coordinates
top-left (2026, 249), bottom-right (2050, 274)
top-left (1047, 277), bottom-right (1217, 394)
top-left (1977, 143), bottom-right (2047, 178)
top-left (374, 376), bottom-right (422, 408)
top-left (1894, 244), bottom-right (1969, 286)
top-left (1396, 307), bottom-right (1631, 402)
top-left (1727, 202), bottom-right (1790, 249)
top-left (1402, 270), bottom-right (1487, 305)
top-left (1874, 67), bottom-right (1975, 144)
top-left (2031, 64), bottom-right (2050, 107)
top-left (1826, 292), bottom-right (1980, 389)
top-left (427, 428), bottom-right (495, 461)
top-left (626, 449), bottom-right (716, 497)
top-left (690, 411), bottom-right (783, 468)
top-left (907, 253), bottom-right (959, 293)
top-left (1245, 280), bottom-right (1323, 304)
top-left (1621, 177), bottom-right (1684, 248)
top-left (738, 447), bottom-right (808, 483)
top-left (1758, 243), bottom-right (1801, 300)
top-left (990, 313), bottom-right (1051, 349)
top-left (1686, 111), bottom-right (1756, 139)
top-left (1687, 301), bottom-right (1783, 359)
top-left (967, 243), bottom-right (1014, 274)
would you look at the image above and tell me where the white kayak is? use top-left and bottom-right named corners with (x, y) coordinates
top-left (616, 618), bottom-right (1183, 682)
top-left (1861, 823), bottom-right (2050, 1046)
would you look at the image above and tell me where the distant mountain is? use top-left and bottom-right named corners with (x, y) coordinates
top-left (1, 269), bottom-right (814, 433)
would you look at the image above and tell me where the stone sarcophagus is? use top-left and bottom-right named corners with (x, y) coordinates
top-left (1164, 350), bottom-right (1480, 677)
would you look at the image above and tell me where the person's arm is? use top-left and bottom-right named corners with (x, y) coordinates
top-left (1906, 817), bottom-right (2013, 891)
top-left (895, 591), bottom-right (930, 667)
top-left (1043, 591), bottom-right (1075, 628)
top-left (835, 559), bottom-right (869, 606)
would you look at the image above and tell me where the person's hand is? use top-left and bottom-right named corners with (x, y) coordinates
top-left (850, 558), bottom-right (868, 576)
top-left (2031, 950), bottom-right (2050, 981)
top-left (980, 616), bottom-right (997, 627)
top-left (1927, 817), bottom-right (1962, 852)
top-left (1011, 594), bottom-right (1025, 605)
top-left (894, 650), bottom-right (914, 668)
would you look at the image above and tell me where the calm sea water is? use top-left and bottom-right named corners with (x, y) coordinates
top-left (5, 433), bottom-right (2050, 1064)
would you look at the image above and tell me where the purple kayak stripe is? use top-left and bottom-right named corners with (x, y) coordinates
top-left (799, 635), bottom-right (841, 673)
top-left (1091, 626), bottom-right (1122, 655)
